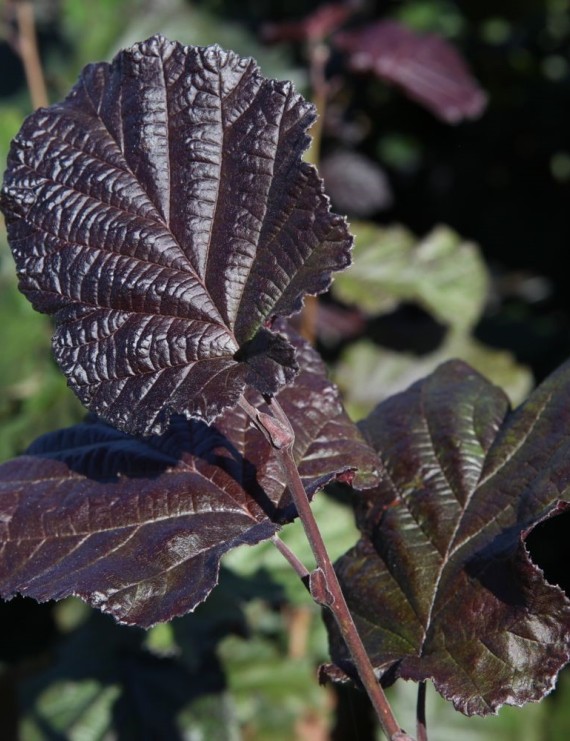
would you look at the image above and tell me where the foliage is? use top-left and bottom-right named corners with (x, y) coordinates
top-left (326, 360), bottom-right (570, 714)
top-left (18, 575), bottom-right (256, 740)
top-left (331, 222), bottom-right (533, 419)
top-left (0, 324), bottom-right (378, 626)
top-left (334, 19), bottom-right (487, 123)
top-left (2, 35), bottom-right (351, 435)
top-left (0, 237), bottom-right (84, 460)
top-left (334, 335), bottom-right (533, 422)
top-left (1, 2), bottom-right (570, 739)
top-left (332, 222), bottom-right (488, 328)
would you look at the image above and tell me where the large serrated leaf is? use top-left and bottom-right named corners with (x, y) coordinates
top-left (0, 35), bottom-right (351, 435)
top-left (326, 360), bottom-right (570, 715)
top-left (0, 327), bottom-right (379, 627)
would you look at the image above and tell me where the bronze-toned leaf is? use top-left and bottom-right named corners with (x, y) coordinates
top-left (326, 361), bottom-right (570, 715)
top-left (1, 35), bottom-right (351, 435)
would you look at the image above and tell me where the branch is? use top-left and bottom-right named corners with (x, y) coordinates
top-left (13, 0), bottom-right (49, 109)
top-left (240, 394), bottom-right (414, 741)
top-left (271, 534), bottom-right (311, 583)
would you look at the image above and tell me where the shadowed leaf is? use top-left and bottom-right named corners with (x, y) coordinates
top-left (0, 35), bottom-right (351, 435)
top-left (335, 21), bottom-right (487, 123)
top-left (325, 360), bottom-right (570, 715)
top-left (0, 327), bottom-right (379, 627)
top-left (320, 152), bottom-right (393, 217)
top-left (20, 606), bottom-right (239, 740)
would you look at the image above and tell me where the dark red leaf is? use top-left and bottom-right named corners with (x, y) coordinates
top-left (0, 35), bottom-right (351, 435)
top-left (0, 327), bottom-right (379, 627)
top-left (325, 360), bottom-right (570, 715)
top-left (334, 21), bottom-right (487, 123)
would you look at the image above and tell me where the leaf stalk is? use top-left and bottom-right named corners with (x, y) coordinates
top-left (271, 534), bottom-right (311, 583)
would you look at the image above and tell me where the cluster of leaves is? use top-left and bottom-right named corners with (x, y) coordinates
top-left (0, 34), bottom-right (373, 737)
top-left (257, 2), bottom-right (534, 422)
top-left (0, 26), bottom-right (377, 600)
top-left (1, 5), bottom-right (570, 739)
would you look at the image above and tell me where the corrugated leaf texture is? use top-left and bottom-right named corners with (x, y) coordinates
top-left (326, 360), bottom-right (570, 715)
top-left (0, 35), bottom-right (351, 435)
top-left (335, 20), bottom-right (487, 123)
top-left (0, 328), bottom-right (379, 627)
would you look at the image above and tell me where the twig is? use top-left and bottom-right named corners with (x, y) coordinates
top-left (239, 394), bottom-right (413, 741)
top-left (285, 605), bottom-right (313, 659)
top-left (299, 295), bottom-right (319, 346)
top-left (271, 534), bottom-right (311, 582)
top-left (416, 682), bottom-right (428, 741)
top-left (13, 0), bottom-right (48, 109)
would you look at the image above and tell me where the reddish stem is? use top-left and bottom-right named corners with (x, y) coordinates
top-left (271, 534), bottom-right (311, 582)
top-left (240, 394), bottom-right (413, 741)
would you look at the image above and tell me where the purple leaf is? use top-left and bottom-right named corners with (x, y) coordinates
top-left (0, 327), bottom-right (379, 627)
top-left (334, 21), bottom-right (487, 123)
top-left (0, 35), bottom-right (351, 435)
top-left (325, 360), bottom-right (570, 715)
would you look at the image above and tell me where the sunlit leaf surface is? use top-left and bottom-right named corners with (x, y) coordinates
top-left (1, 35), bottom-right (351, 435)
top-left (0, 328), bottom-right (379, 626)
top-left (326, 360), bottom-right (570, 715)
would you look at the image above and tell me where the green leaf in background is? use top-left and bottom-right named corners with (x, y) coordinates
top-left (0, 108), bottom-right (23, 175)
top-left (57, 0), bottom-right (139, 82)
top-left (0, 236), bottom-right (84, 461)
top-left (385, 667), bottom-right (570, 740)
top-left (334, 333), bottom-right (533, 420)
top-left (220, 628), bottom-right (330, 741)
top-left (393, 0), bottom-right (466, 37)
top-left (329, 220), bottom-right (533, 420)
top-left (18, 572), bottom-right (263, 740)
top-left (332, 222), bottom-right (488, 331)
top-left (20, 681), bottom-right (122, 741)
top-left (222, 493), bottom-right (362, 736)
top-left (385, 679), bottom-right (545, 741)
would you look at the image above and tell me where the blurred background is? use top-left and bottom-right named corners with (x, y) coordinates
top-left (1, 0), bottom-right (569, 738)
